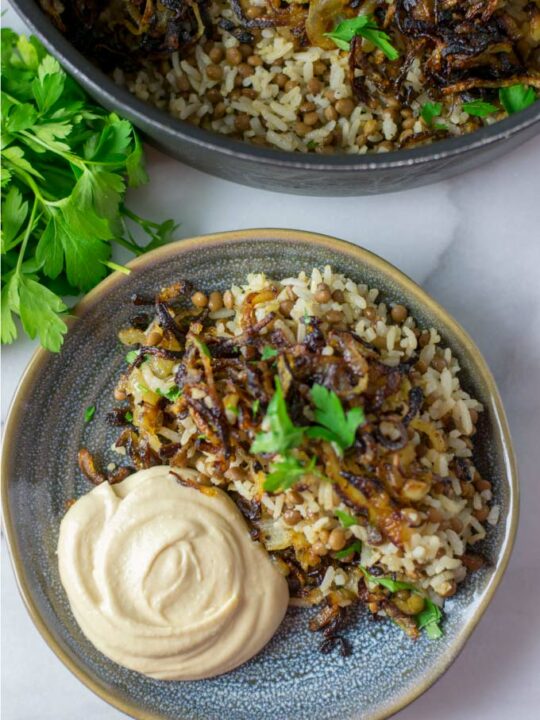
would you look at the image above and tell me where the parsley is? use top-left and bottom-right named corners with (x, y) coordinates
top-left (307, 140), bottom-right (318, 150)
top-left (225, 403), bottom-right (239, 415)
top-left (335, 509), bottom-right (358, 528)
top-left (102, 260), bottom-right (131, 276)
top-left (1, 30), bottom-right (178, 353)
top-left (360, 568), bottom-right (444, 638)
top-left (462, 100), bottom-right (498, 118)
top-left (125, 350), bottom-right (139, 364)
top-left (156, 385), bottom-right (182, 402)
top-left (252, 399), bottom-right (260, 416)
top-left (125, 410), bottom-right (133, 422)
top-left (499, 84), bottom-right (537, 115)
top-left (264, 455), bottom-right (315, 493)
top-left (416, 598), bottom-right (443, 639)
top-left (325, 15), bottom-right (399, 60)
top-left (306, 384), bottom-right (365, 451)
top-left (421, 102), bottom-right (443, 126)
top-left (84, 405), bottom-right (95, 422)
top-left (335, 540), bottom-right (362, 559)
top-left (194, 338), bottom-right (211, 358)
top-left (251, 377), bottom-right (305, 454)
top-left (261, 345), bottom-right (278, 360)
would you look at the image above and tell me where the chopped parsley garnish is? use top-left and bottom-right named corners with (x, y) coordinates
top-left (125, 350), bottom-right (138, 364)
top-left (360, 568), bottom-right (444, 638)
top-left (335, 540), bottom-right (362, 559)
top-left (251, 377), bottom-right (305, 455)
top-left (264, 455), bottom-right (315, 493)
top-left (124, 410), bottom-right (133, 422)
top-left (335, 509), bottom-right (358, 528)
top-left (84, 405), bottom-right (95, 423)
top-left (499, 84), bottom-right (537, 115)
top-left (225, 403), bottom-right (239, 415)
top-left (306, 384), bottom-right (365, 451)
top-left (421, 102), bottom-right (443, 126)
top-left (156, 385), bottom-right (182, 402)
top-left (416, 598), bottom-right (443, 639)
top-left (252, 399), bottom-right (260, 416)
top-left (194, 338), bottom-right (211, 357)
top-left (307, 140), bottom-right (318, 150)
top-left (462, 100), bottom-right (498, 118)
top-left (261, 345), bottom-right (279, 360)
top-left (325, 16), bottom-right (399, 61)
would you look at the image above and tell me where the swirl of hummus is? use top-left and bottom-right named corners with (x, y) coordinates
top-left (57, 466), bottom-right (289, 680)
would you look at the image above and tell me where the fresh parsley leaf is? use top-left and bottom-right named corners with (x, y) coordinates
top-left (462, 100), bottom-right (498, 118)
top-left (335, 509), bottom-right (358, 528)
top-left (261, 345), bottom-right (278, 360)
top-left (360, 567), bottom-right (416, 593)
top-left (1, 31), bottom-right (178, 352)
top-left (416, 598), bottom-right (443, 639)
top-left (325, 15), bottom-right (399, 60)
top-left (499, 84), bottom-right (536, 115)
top-left (84, 405), bottom-right (95, 422)
top-left (125, 350), bottom-right (138, 363)
top-left (194, 337), bottom-right (211, 358)
top-left (225, 403), bottom-right (239, 415)
top-left (251, 377), bottom-right (305, 454)
top-left (307, 140), bottom-right (318, 150)
top-left (264, 455), bottom-right (315, 493)
top-left (252, 399), bottom-right (260, 416)
top-left (335, 541), bottom-right (362, 559)
top-left (102, 260), bottom-right (131, 275)
top-left (156, 385), bottom-right (182, 402)
top-left (125, 410), bottom-right (133, 422)
top-left (306, 384), bottom-right (365, 451)
top-left (421, 102), bottom-right (443, 126)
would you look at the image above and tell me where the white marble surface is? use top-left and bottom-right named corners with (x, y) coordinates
top-left (2, 4), bottom-right (540, 719)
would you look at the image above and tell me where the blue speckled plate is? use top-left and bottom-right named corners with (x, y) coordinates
top-left (2, 230), bottom-right (518, 720)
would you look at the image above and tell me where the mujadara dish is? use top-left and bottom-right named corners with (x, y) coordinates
top-left (40, 1), bottom-right (539, 154)
top-left (60, 266), bottom-right (500, 679)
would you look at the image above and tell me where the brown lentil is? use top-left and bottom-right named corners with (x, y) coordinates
top-left (235, 113), bottom-right (251, 132)
top-left (390, 304), bottom-right (408, 323)
top-left (191, 291), bottom-right (208, 308)
top-left (208, 47), bottom-right (223, 64)
top-left (208, 291), bottom-right (223, 312)
top-left (335, 98), bottom-right (355, 117)
top-left (328, 528), bottom-right (347, 551)
top-left (279, 300), bottom-right (294, 317)
top-left (283, 509), bottom-right (302, 526)
top-left (206, 64), bottom-right (223, 81)
top-left (225, 47), bottom-right (242, 65)
top-left (314, 284), bottom-right (332, 303)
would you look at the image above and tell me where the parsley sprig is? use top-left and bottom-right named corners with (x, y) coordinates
top-left (325, 15), bottom-right (399, 61)
top-left (1, 30), bottom-right (178, 352)
top-left (306, 384), bottom-right (365, 451)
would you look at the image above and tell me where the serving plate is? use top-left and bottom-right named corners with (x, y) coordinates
top-left (2, 229), bottom-right (518, 719)
top-left (9, 0), bottom-right (540, 196)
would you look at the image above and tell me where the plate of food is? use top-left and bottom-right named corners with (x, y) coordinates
top-left (2, 229), bottom-right (518, 720)
top-left (9, 0), bottom-right (540, 194)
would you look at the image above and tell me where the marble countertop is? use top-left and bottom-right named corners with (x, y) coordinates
top-left (2, 4), bottom-right (540, 719)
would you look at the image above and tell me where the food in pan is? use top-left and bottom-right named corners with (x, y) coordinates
top-left (40, 0), bottom-right (539, 153)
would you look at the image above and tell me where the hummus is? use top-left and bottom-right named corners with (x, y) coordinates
top-left (58, 466), bottom-right (289, 680)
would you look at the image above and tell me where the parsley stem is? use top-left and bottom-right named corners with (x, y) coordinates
top-left (16, 196), bottom-right (38, 274)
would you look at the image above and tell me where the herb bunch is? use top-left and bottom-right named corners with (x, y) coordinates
top-left (1, 30), bottom-right (178, 352)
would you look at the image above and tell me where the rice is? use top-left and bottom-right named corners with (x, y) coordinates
top-left (113, 265), bottom-right (499, 641)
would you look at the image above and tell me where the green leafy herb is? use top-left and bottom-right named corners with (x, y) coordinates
top-left (360, 567), bottom-right (416, 593)
top-left (264, 455), bottom-right (316, 493)
top-left (251, 377), bottom-right (305, 454)
top-left (335, 509), bottom-right (358, 528)
top-left (136, 381), bottom-right (150, 394)
top-left (102, 260), bottom-right (131, 275)
top-left (1, 30), bottom-right (178, 352)
top-left (462, 100), bottom-right (498, 118)
top-left (125, 410), bottom-right (133, 422)
top-left (335, 540), bottom-right (362, 559)
top-left (421, 102), bottom-right (443, 126)
top-left (416, 598), bottom-right (443, 639)
top-left (499, 84), bottom-right (537, 115)
top-left (194, 338), bottom-right (211, 358)
top-left (84, 405), bottom-right (95, 422)
top-left (261, 345), bottom-right (278, 360)
top-left (306, 140), bottom-right (318, 150)
top-left (306, 384), bottom-right (365, 451)
top-left (125, 350), bottom-right (138, 363)
top-left (197, 434), bottom-right (207, 440)
top-left (225, 403), bottom-right (239, 415)
top-left (252, 399), bottom-right (260, 416)
top-left (156, 385), bottom-right (182, 402)
top-left (325, 15), bottom-right (399, 60)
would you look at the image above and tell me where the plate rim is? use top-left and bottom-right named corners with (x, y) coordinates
top-left (1, 228), bottom-right (519, 720)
